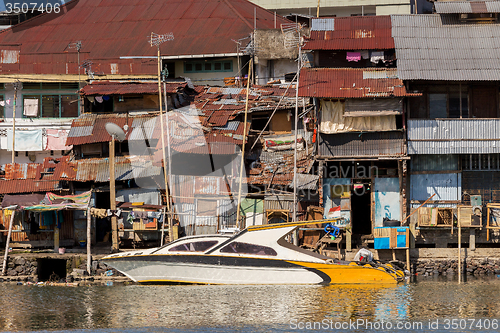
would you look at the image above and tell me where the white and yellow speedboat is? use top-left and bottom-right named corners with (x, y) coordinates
top-left (101, 221), bottom-right (405, 284)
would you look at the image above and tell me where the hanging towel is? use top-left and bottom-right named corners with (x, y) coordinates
top-left (102, 95), bottom-right (110, 101)
top-left (41, 211), bottom-right (54, 226)
top-left (23, 98), bottom-right (39, 117)
top-left (370, 51), bottom-right (384, 63)
top-left (95, 96), bottom-right (103, 103)
top-left (7, 129), bottom-right (43, 151)
top-left (90, 208), bottom-right (107, 218)
top-left (0, 101), bottom-right (5, 106)
top-left (346, 52), bottom-right (361, 62)
top-left (87, 96), bottom-right (95, 103)
top-left (46, 129), bottom-right (72, 151)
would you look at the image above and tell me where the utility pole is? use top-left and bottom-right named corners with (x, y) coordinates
top-left (11, 81), bottom-right (20, 165)
top-left (149, 32), bottom-right (174, 243)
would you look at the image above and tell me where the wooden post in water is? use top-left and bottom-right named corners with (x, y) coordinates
top-left (110, 138), bottom-right (118, 252)
top-left (87, 206), bottom-right (91, 275)
top-left (161, 207), bottom-right (166, 246)
top-left (458, 211), bottom-right (462, 283)
top-left (54, 212), bottom-right (60, 252)
top-left (406, 248), bottom-right (410, 273)
top-left (2, 209), bottom-right (16, 276)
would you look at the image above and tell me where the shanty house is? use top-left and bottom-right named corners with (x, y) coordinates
top-left (393, 2), bottom-right (500, 248)
top-left (0, 0), bottom-right (290, 165)
top-left (299, 16), bottom-right (420, 247)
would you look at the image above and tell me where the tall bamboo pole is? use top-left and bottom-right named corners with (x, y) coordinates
top-left (11, 83), bottom-right (19, 165)
top-left (236, 60), bottom-right (252, 229)
top-left (163, 82), bottom-right (174, 243)
top-left (110, 138), bottom-right (118, 252)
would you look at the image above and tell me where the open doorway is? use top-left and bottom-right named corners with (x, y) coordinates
top-left (95, 192), bottom-right (111, 243)
top-left (37, 258), bottom-right (67, 282)
top-left (350, 182), bottom-right (372, 235)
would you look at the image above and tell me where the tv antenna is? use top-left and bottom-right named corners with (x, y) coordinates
top-left (148, 31), bottom-right (175, 243)
top-left (81, 60), bottom-right (94, 79)
top-left (67, 41), bottom-right (83, 90)
top-left (281, 23), bottom-right (306, 227)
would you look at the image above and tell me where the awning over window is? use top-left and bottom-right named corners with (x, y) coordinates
top-left (344, 98), bottom-right (402, 117)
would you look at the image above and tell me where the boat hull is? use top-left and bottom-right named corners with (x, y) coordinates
top-left (103, 255), bottom-right (400, 284)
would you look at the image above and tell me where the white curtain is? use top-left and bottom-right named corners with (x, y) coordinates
top-left (319, 100), bottom-right (397, 134)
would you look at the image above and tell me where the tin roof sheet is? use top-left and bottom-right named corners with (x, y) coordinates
top-left (67, 113), bottom-right (157, 145)
top-left (0, 180), bottom-right (61, 194)
top-left (81, 81), bottom-right (186, 96)
top-left (0, 0), bottom-right (290, 75)
top-left (305, 16), bottom-right (394, 50)
top-left (392, 14), bottom-right (500, 80)
top-left (298, 68), bottom-right (419, 98)
top-left (75, 156), bottom-right (162, 182)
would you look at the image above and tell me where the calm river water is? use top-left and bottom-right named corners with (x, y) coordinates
top-left (1, 276), bottom-right (500, 332)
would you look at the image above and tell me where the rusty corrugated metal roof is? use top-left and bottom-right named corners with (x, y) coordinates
top-left (0, 180), bottom-right (61, 194)
top-left (0, 0), bottom-right (291, 75)
top-left (298, 68), bottom-right (420, 98)
top-left (81, 81), bottom-right (187, 96)
top-left (304, 16), bottom-right (394, 51)
top-left (75, 156), bottom-right (162, 182)
top-left (1, 157), bottom-right (77, 182)
top-left (67, 113), bottom-right (159, 145)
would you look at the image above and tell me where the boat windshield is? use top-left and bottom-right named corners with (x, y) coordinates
top-left (220, 242), bottom-right (277, 256)
top-left (168, 240), bottom-right (218, 252)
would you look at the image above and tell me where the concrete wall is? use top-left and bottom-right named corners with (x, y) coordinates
top-left (173, 58), bottom-right (238, 86)
top-left (256, 58), bottom-right (297, 85)
top-left (249, 0), bottom-right (408, 15)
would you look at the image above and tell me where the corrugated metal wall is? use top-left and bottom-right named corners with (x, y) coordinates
top-left (411, 155), bottom-right (459, 172)
top-left (408, 119), bottom-right (500, 140)
top-left (410, 173), bottom-right (461, 201)
top-left (178, 199), bottom-right (237, 236)
top-left (408, 119), bottom-right (500, 155)
top-left (311, 18), bottom-right (335, 31)
top-left (319, 131), bottom-right (405, 157)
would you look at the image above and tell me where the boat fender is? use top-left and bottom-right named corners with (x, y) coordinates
top-left (354, 248), bottom-right (374, 262)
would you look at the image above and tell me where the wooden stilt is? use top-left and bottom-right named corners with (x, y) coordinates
top-left (54, 212), bottom-right (60, 252)
top-left (406, 248), bottom-right (410, 273)
top-left (458, 217), bottom-right (462, 283)
top-left (2, 209), bottom-right (16, 276)
top-left (161, 207), bottom-right (166, 246)
top-left (87, 206), bottom-right (91, 275)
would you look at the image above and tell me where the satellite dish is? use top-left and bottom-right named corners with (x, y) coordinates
top-left (105, 122), bottom-right (126, 142)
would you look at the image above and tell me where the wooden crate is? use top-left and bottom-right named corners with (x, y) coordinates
top-left (418, 207), bottom-right (432, 226)
top-left (374, 226), bottom-right (409, 249)
top-left (458, 205), bottom-right (481, 227)
top-left (437, 208), bottom-right (454, 226)
top-left (487, 203), bottom-right (500, 227)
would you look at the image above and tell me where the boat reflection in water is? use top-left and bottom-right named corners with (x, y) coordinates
top-left (5, 279), bottom-right (500, 331)
top-left (102, 221), bottom-right (405, 285)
